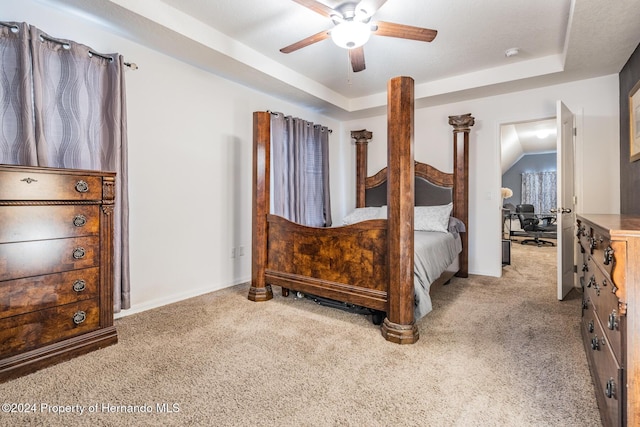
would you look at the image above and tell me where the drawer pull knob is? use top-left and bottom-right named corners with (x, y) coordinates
top-left (591, 336), bottom-right (600, 351)
top-left (603, 246), bottom-right (614, 265)
top-left (587, 276), bottom-right (595, 288)
top-left (72, 311), bottom-right (86, 325)
top-left (589, 237), bottom-right (597, 251)
top-left (588, 320), bottom-right (594, 333)
top-left (608, 310), bottom-right (618, 330)
top-left (581, 263), bottom-right (588, 272)
top-left (605, 378), bottom-right (615, 399)
top-left (73, 214), bottom-right (87, 227)
top-left (20, 177), bottom-right (38, 184)
top-left (72, 247), bottom-right (86, 259)
top-left (73, 279), bottom-right (86, 292)
top-left (75, 180), bottom-right (89, 193)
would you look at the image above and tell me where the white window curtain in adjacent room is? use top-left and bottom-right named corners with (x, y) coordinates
top-left (0, 22), bottom-right (130, 311)
top-left (270, 112), bottom-right (332, 227)
top-left (521, 171), bottom-right (556, 214)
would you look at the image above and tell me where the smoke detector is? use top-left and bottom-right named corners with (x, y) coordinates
top-left (504, 47), bottom-right (520, 58)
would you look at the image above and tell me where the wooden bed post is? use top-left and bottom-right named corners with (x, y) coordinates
top-left (449, 113), bottom-right (475, 278)
top-left (381, 76), bottom-right (419, 344)
top-left (352, 129), bottom-right (373, 208)
top-left (248, 111), bottom-right (273, 302)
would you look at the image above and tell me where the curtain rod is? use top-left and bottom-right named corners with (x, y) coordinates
top-left (266, 110), bottom-right (332, 133)
top-left (0, 21), bottom-right (18, 32)
top-left (0, 22), bottom-right (138, 70)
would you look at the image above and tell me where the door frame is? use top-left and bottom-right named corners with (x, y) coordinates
top-left (497, 116), bottom-right (558, 276)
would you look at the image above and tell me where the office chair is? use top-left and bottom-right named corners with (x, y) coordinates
top-left (516, 204), bottom-right (556, 247)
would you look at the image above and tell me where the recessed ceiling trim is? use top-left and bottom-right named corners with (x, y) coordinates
top-left (39, 0), bottom-right (640, 120)
top-left (45, 0), bottom-right (568, 115)
top-left (350, 54), bottom-right (564, 112)
top-left (72, 0), bottom-right (353, 111)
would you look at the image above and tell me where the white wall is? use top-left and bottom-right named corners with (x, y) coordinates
top-left (343, 75), bottom-right (621, 278)
top-left (3, 1), bottom-right (621, 313)
top-left (4, 0), bottom-right (343, 315)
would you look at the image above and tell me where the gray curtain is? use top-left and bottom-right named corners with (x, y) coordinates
top-left (0, 22), bottom-right (37, 165)
top-left (271, 112), bottom-right (332, 227)
top-left (521, 171), bottom-right (556, 214)
top-left (0, 22), bottom-right (130, 311)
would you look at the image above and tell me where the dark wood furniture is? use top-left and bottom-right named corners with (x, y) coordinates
top-left (577, 214), bottom-right (640, 426)
top-left (0, 165), bottom-right (118, 382)
top-left (249, 76), bottom-right (473, 344)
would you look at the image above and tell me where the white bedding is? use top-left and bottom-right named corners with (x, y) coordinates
top-left (413, 230), bottom-right (462, 320)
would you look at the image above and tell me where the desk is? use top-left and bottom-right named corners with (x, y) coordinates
top-left (501, 209), bottom-right (512, 265)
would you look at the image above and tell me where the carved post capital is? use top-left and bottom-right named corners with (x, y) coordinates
top-left (351, 129), bottom-right (373, 144)
top-left (103, 178), bottom-right (116, 202)
top-left (101, 204), bottom-right (115, 215)
top-left (448, 114), bottom-right (475, 133)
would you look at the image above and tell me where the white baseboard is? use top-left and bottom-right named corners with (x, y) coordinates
top-left (114, 276), bottom-right (250, 319)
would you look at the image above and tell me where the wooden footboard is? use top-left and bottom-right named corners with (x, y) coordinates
top-left (249, 77), bottom-right (474, 344)
top-left (265, 215), bottom-right (389, 311)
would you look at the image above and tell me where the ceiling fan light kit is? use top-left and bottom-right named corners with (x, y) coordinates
top-left (331, 21), bottom-right (371, 49)
top-left (283, 0), bottom-right (437, 72)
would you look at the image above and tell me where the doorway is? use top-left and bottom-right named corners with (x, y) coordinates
top-left (499, 118), bottom-right (557, 268)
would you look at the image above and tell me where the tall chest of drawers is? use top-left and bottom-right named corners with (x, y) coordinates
top-left (0, 165), bottom-right (118, 382)
top-left (577, 214), bottom-right (640, 427)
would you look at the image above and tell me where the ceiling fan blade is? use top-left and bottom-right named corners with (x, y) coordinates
top-left (373, 21), bottom-right (437, 42)
top-left (280, 29), bottom-right (331, 53)
top-left (355, 0), bottom-right (388, 18)
top-left (349, 46), bottom-right (366, 72)
top-left (291, 0), bottom-right (335, 18)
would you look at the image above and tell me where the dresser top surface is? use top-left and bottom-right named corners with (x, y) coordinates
top-left (0, 164), bottom-right (115, 177)
top-left (578, 214), bottom-right (640, 236)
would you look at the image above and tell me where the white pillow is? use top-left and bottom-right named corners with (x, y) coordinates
top-left (414, 203), bottom-right (453, 232)
top-left (342, 207), bottom-right (382, 225)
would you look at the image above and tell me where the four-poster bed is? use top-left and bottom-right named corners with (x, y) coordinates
top-left (249, 76), bottom-right (474, 344)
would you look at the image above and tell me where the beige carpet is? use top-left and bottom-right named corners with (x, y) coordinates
top-left (0, 242), bottom-right (601, 426)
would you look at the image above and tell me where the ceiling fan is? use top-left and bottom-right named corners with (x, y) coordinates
top-left (280, 0), bottom-right (437, 72)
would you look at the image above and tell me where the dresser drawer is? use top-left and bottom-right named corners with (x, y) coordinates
top-left (590, 227), bottom-right (623, 281)
top-left (583, 315), bottom-right (623, 427)
top-left (0, 298), bottom-right (100, 358)
top-left (577, 221), bottom-right (591, 254)
top-left (584, 259), bottom-right (622, 360)
top-left (0, 236), bottom-right (99, 281)
top-left (0, 205), bottom-right (100, 243)
top-left (0, 170), bottom-right (103, 201)
top-left (0, 267), bottom-right (99, 319)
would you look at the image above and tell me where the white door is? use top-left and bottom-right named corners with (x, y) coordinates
top-left (555, 101), bottom-right (576, 300)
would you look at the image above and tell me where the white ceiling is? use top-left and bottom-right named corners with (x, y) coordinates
top-left (44, 0), bottom-right (640, 120)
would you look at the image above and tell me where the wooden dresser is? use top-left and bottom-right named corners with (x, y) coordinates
top-left (0, 165), bottom-right (118, 382)
top-left (577, 214), bottom-right (640, 427)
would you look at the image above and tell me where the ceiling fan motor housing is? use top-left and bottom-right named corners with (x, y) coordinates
top-left (332, 2), bottom-right (373, 24)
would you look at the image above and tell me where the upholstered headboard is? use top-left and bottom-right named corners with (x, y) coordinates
top-left (363, 161), bottom-right (454, 207)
